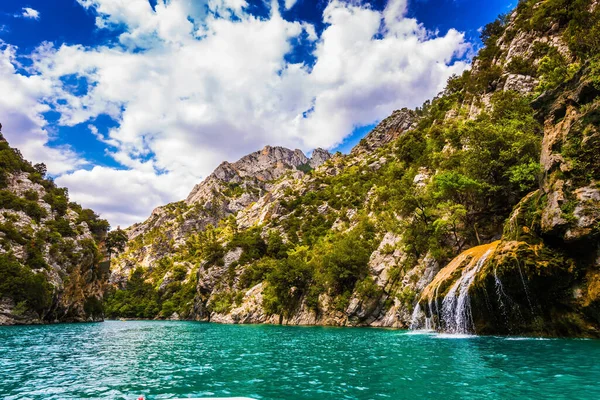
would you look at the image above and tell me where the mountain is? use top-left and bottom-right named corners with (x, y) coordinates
top-left (412, 0), bottom-right (600, 337)
top-left (54, 0), bottom-right (600, 336)
top-left (0, 132), bottom-right (110, 325)
top-left (106, 146), bottom-right (332, 318)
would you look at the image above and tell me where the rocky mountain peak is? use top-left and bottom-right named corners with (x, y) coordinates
top-left (125, 143), bottom-right (332, 250)
top-left (309, 148), bottom-right (332, 168)
top-left (351, 108), bottom-right (417, 154)
top-left (185, 145), bottom-right (331, 205)
top-left (233, 145), bottom-right (309, 180)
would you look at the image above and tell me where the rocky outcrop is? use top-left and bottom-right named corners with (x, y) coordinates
top-left (413, 67), bottom-right (600, 337)
top-left (351, 108), bottom-right (417, 154)
top-left (416, 239), bottom-right (600, 337)
top-left (533, 68), bottom-right (600, 242)
top-left (186, 145), bottom-right (330, 205)
top-left (112, 145), bottom-right (331, 286)
top-left (503, 73), bottom-right (539, 93)
top-left (0, 134), bottom-right (109, 325)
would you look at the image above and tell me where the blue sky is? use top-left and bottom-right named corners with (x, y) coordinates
top-left (0, 0), bottom-right (514, 226)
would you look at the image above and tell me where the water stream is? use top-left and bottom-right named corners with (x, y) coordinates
top-left (413, 242), bottom-right (503, 334)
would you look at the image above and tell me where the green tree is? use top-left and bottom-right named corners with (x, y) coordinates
top-left (106, 228), bottom-right (128, 259)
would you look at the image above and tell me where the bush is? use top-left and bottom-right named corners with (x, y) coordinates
top-left (239, 258), bottom-right (277, 289)
top-left (47, 218), bottom-right (76, 238)
top-left (264, 247), bottom-right (313, 317)
top-left (0, 255), bottom-right (52, 314)
top-left (23, 190), bottom-right (39, 202)
top-left (297, 163), bottom-right (313, 173)
top-left (0, 190), bottom-right (47, 222)
top-left (355, 276), bottom-right (381, 302)
top-left (228, 226), bottom-right (267, 264)
top-left (25, 237), bottom-right (48, 270)
top-left (43, 189), bottom-right (69, 216)
top-left (316, 219), bottom-right (377, 295)
top-left (506, 56), bottom-right (537, 76)
top-left (77, 208), bottom-right (110, 242)
top-left (209, 292), bottom-right (234, 314)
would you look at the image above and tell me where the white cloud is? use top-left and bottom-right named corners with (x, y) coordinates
top-left (285, 0), bottom-right (299, 10)
top-left (3, 0), bottom-right (471, 228)
top-left (21, 7), bottom-right (41, 20)
top-left (56, 165), bottom-right (198, 228)
top-left (0, 44), bottom-right (84, 175)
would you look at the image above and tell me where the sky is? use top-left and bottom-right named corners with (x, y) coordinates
top-left (0, 0), bottom-right (514, 228)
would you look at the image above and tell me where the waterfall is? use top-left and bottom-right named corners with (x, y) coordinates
top-left (438, 248), bottom-right (494, 334)
top-left (516, 261), bottom-right (535, 313)
top-left (409, 302), bottom-right (435, 331)
top-left (410, 241), bottom-right (500, 334)
top-left (428, 299), bottom-right (437, 330)
top-left (494, 267), bottom-right (523, 327)
top-left (409, 303), bottom-right (423, 330)
top-left (494, 268), bottom-right (508, 314)
top-left (494, 267), bottom-right (510, 327)
top-left (425, 316), bottom-right (434, 330)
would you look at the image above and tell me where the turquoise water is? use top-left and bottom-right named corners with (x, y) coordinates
top-left (1, 322), bottom-right (600, 399)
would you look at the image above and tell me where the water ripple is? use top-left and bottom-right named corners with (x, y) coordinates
top-left (1, 322), bottom-right (600, 399)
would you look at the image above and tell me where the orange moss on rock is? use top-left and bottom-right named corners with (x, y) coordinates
top-left (420, 241), bottom-right (501, 302)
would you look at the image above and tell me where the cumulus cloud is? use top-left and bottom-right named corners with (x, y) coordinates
top-left (0, 44), bottom-right (85, 175)
top-left (284, 0), bottom-right (299, 10)
top-left (21, 7), bottom-right (41, 20)
top-left (57, 166), bottom-right (198, 228)
top-left (3, 0), bottom-right (470, 228)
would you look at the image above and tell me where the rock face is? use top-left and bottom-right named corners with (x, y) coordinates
top-left (112, 145), bottom-right (331, 282)
top-left (0, 133), bottom-right (109, 325)
top-left (109, 0), bottom-right (600, 336)
top-left (533, 70), bottom-right (600, 242)
top-left (186, 146), bottom-right (318, 205)
top-left (414, 68), bottom-right (600, 337)
top-left (503, 74), bottom-right (539, 93)
top-left (351, 108), bottom-right (417, 154)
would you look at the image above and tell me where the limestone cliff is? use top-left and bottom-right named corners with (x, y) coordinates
top-left (0, 132), bottom-right (109, 325)
top-left (107, 0), bottom-right (600, 337)
top-left (111, 146), bottom-right (331, 284)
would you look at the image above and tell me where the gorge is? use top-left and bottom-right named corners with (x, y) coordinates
top-left (1, 0), bottom-right (599, 339)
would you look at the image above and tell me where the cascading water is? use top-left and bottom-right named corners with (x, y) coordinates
top-left (439, 248), bottom-right (493, 334)
top-left (427, 299), bottom-right (436, 330)
top-left (494, 267), bottom-right (511, 327)
top-left (516, 261), bottom-right (535, 313)
top-left (409, 303), bottom-right (423, 330)
top-left (494, 268), bottom-right (508, 313)
top-left (411, 241), bottom-right (501, 334)
top-left (409, 302), bottom-right (434, 331)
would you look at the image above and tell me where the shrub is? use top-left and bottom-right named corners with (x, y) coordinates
top-left (23, 190), bottom-right (39, 202)
top-left (47, 218), bottom-right (76, 238)
top-left (0, 255), bottom-right (52, 314)
top-left (0, 190), bottom-right (47, 222)
top-left (506, 56), bottom-right (536, 76)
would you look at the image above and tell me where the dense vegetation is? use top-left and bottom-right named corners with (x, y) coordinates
top-left (108, 85), bottom-right (543, 319)
top-left (0, 131), bottom-right (110, 320)
top-left (107, 0), bottom-right (600, 324)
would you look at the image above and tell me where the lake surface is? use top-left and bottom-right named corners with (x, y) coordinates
top-left (1, 321), bottom-right (600, 399)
